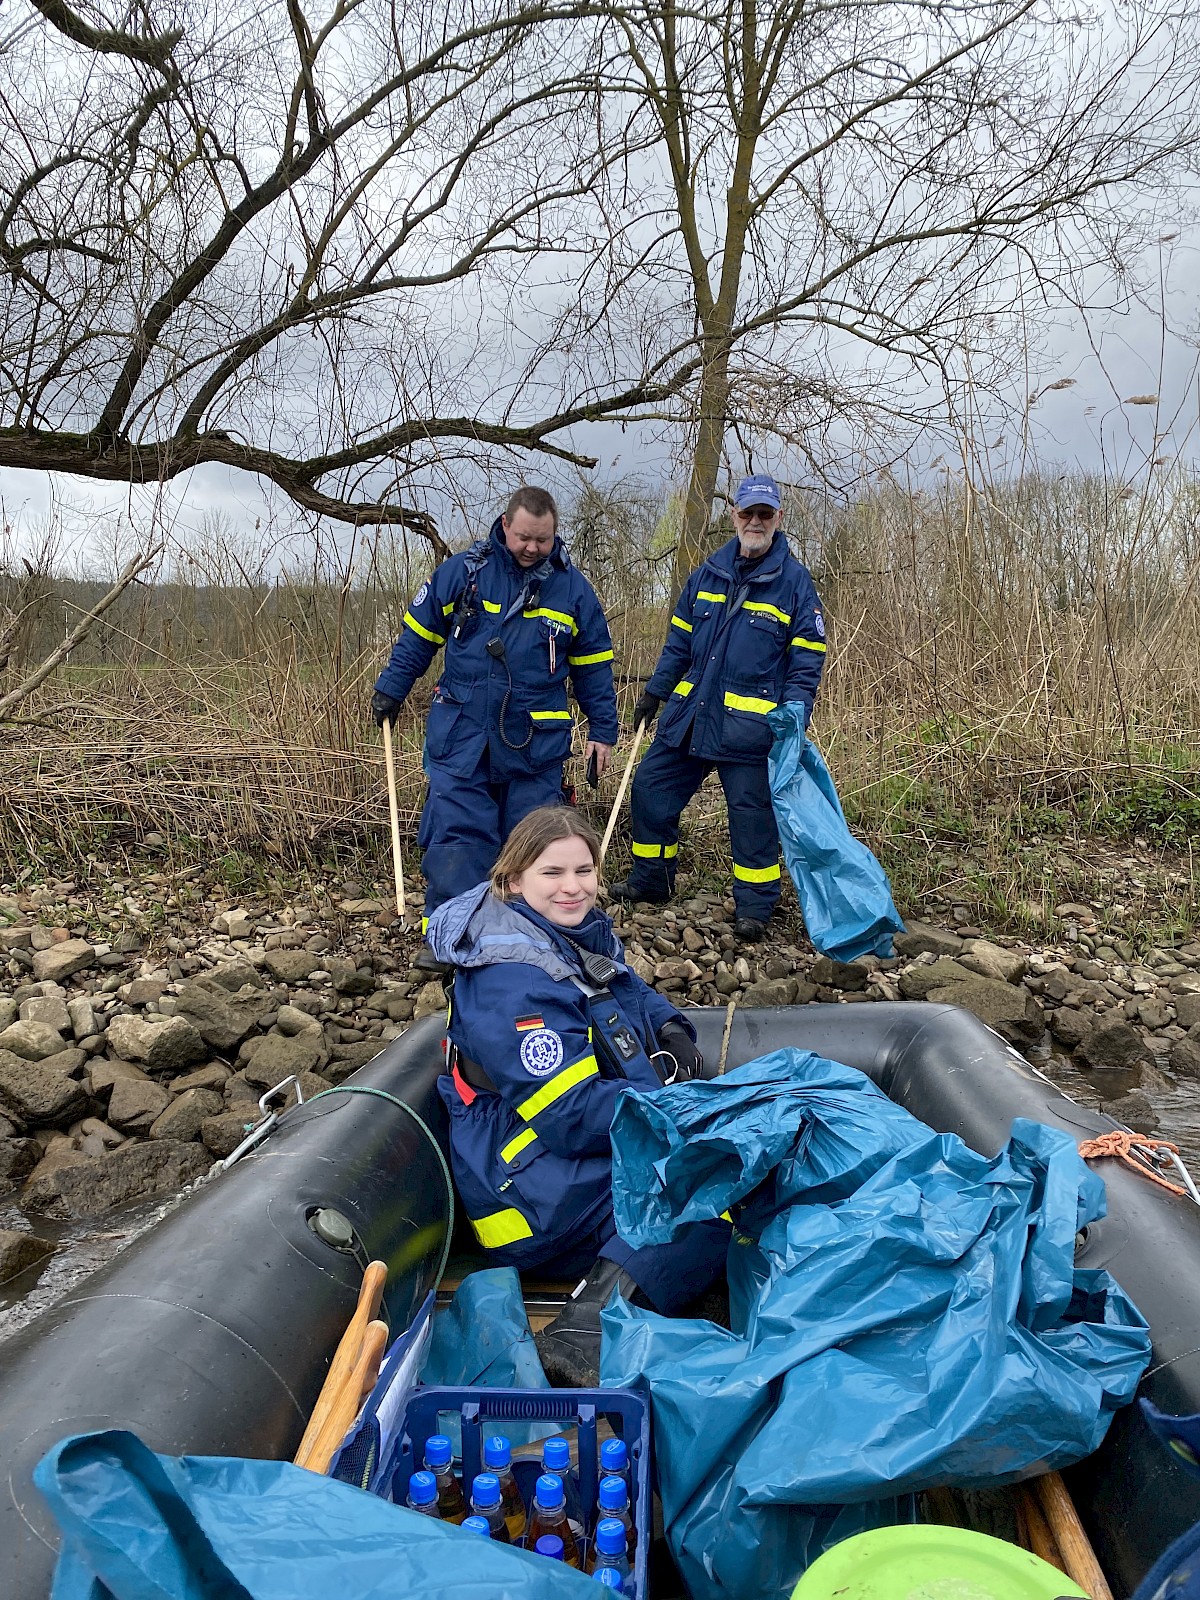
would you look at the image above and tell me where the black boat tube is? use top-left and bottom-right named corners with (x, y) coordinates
top-left (0, 1047), bottom-right (453, 1600)
top-left (4, 1002), bottom-right (1199, 1596)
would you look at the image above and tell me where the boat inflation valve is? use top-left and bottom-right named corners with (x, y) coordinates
top-left (308, 1207), bottom-right (357, 1252)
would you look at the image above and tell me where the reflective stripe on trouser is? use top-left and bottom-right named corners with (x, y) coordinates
top-left (417, 754), bottom-right (564, 916)
top-left (624, 739), bottom-right (782, 919)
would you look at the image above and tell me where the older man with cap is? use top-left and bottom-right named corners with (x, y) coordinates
top-left (610, 474), bottom-right (826, 940)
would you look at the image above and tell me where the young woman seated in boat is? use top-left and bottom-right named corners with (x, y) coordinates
top-left (426, 806), bottom-right (730, 1385)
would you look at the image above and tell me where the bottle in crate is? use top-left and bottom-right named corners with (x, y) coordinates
top-left (406, 1471), bottom-right (442, 1518)
top-left (535, 1535), bottom-right (565, 1560)
top-left (469, 1473), bottom-right (512, 1544)
top-left (600, 1438), bottom-right (629, 1489)
top-left (540, 1437), bottom-right (584, 1539)
top-left (591, 1518), bottom-right (632, 1587)
top-left (483, 1434), bottom-right (527, 1542)
top-left (461, 1516), bottom-right (492, 1539)
top-left (423, 1433), bottom-right (467, 1524)
top-left (593, 1571), bottom-right (624, 1591)
top-left (526, 1473), bottom-right (581, 1568)
top-left (596, 1475), bottom-right (635, 1554)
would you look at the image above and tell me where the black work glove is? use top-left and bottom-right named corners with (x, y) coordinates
top-left (632, 691), bottom-right (661, 731)
top-left (655, 1019), bottom-right (704, 1084)
top-left (371, 689), bottom-right (404, 728)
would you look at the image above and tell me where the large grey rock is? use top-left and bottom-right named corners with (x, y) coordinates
top-left (1078, 1022), bottom-right (1153, 1073)
top-left (173, 977), bottom-right (271, 1051)
top-left (1101, 1088), bottom-right (1159, 1134)
top-left (87, 1058), bottom-right (150, 1096)
top-left (328, 1041), bottom-right (385, 1072)
top-left (169, 1063), bottom-right (231, 1096)
top-left (0, 1019), bottom-right (67, 1061)
top-left (925, 979), bottom-right (1044, 1045)
top-left (37, 1047), bottom-right (87, 1079)
top-left (23, 1139), bottom-right (211, 1218)
top-left (275, 1003), bottom-right (323, 1037)
top-left (894, 923), bottom-right (964, 958)
top-left (898, 959), bottom-right (975, 1000)
top-left (1174, 994), bottom-right (1200, 1030)
top-left (241, 1033), bottom-right (323, 1087)
top-left (740, 977), bottom-right (800, 1007)
top-left (809, 957), bottom-right (870, 992)
top-left (960, 940), bottom-right (1027, 985)
top-left (105, 1014), bottom-right (206, 1076)
top-left (208, 961), bottom-right (266, 992)
top-left (0, 1228), bottom-right (53, 1277)
top-left (413, 981), bottom-right (447, 1021)
top-left (326, 956), bottom-right (374, 996)
top-left (149, 1087), bottom-right (224, 1143)
top-left (0, 1052), bottom-right (90, 1127)
top-left (67, 996), bottom-right (99, 1040)
top-left (19, 994), bottom-right (72, 1033)
top-left (0, 1137), bottom-right (42, 1194)
top-left (32, 939), bottom-right (97, 984)
top-left (1049, 1008), bottom-right (1091, 1048)
top-left (1169, 1038), bottom-right (1200, 1080)
top-left (0, 998), bottom-right (16, 1030)
top-left (201, 1109), bottom-right (255, 1158)
top-left (262, 950), bottom-right (321, 984)
top-left (107, 1077), bottom-right (171, 1133)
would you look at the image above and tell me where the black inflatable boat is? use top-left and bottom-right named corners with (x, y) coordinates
top-left (3, 1001), bottom-right (1200, 1599)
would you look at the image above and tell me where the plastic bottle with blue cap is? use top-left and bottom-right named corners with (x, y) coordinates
top-left (591, 1518), bottom-right (632, 1586)
top-left (406, 1470), bottom-right (441, 1518)
top-left (596, 1475), bottom-right (635, 1555)
top-left (423, 1433), bottom-right (467, 1524)
top-left (593, 1571), bottom-right (624, 1591)
top-left (461, 1515), bottom-right (491, 1538)
top-left (469, 1472), bottom-right (511, 1544)
top-left (540, 1436), bottom-right (584, 1539)
top-left (526, 1473), bottom-right (581, 1567)
top-left (600, 1438), bottom-right (630, 1491)
top-left (535, 1535), bottom-right (565, 1560)
top-left (483, 1433), bottom-right (527, 1541)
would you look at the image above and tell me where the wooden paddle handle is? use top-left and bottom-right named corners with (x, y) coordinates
top-left (1032, 1471), bottom-right (1114, 1599)
top-left (294, 1260), bottom-right (387, 1468)
top-left (600, 719), bottom-right (647, 862)
top-left (381, 721), bottom-right (406, 918)
top-left (299, 1319), bottom-right (389, 1476)
top-left (1016, 1482), bottom-right (1064, 1571)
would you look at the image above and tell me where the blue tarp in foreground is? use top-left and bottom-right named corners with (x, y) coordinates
top-left (603, 1050), bottom-right (1153, 1600)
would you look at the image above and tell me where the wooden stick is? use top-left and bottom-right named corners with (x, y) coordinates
top-left (381, 720), bottom-right (407, 920)
top-left (717, 1000), bottom-right (736, 1077)
top-left (1016, 1483), bottom-right (1064, 1572)
top-left (298, 1319), bottom-right (389, 1476)
top-left (1032, 1471), bottom-right (1114, 1599)
top-left (600, 719), bottom-right (647, 862)
top-left (294, 1260), bottom-right (387, 1469)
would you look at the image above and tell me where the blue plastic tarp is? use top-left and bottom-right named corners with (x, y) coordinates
top-left (767, 704), bottom-right (903, 960)
top-left (36, 1429), bottom-right (594, 1600)
top-left (603, 1050), bottom-right (1152, 1600)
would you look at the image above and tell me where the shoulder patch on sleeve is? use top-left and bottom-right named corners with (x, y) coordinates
top-left (814, 611), bottom-right (825, 638)
top-left (413, 581), bottom-right (429, 606)
top-left (519, 1028), bottom-right (564, 1077)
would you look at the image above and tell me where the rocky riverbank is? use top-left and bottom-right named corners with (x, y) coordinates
top-left (3, 859), bottom-right (1200, 1285)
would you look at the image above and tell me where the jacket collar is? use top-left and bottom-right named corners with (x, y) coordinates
top-left (488, 517), bottom-right (570, 579)
top-left (426, 883), bottom-right (620, 978)
top-left (706, 529), bottom-right (789, 583)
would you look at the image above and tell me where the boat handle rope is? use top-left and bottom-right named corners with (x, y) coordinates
top-left (303, 1085), bottom-right (456, 1287)
top-left (1078, 1129), bottom-right (1197, 1200)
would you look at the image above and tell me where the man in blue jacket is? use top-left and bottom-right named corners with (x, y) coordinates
top-left (372, 488), bottom-right (619, 949)
top-left (611, 474), bottom-right (826, 941)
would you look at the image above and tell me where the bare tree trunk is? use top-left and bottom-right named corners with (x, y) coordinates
top-left (0, 547), bottom-right (160, 721)
top-left (675, 344), bottom-right (732, 593)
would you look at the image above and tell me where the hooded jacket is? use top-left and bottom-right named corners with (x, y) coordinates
top-left (647, 530), bottom-right (825, 762)
top-left (374, 519), bottom-right (619, 781)
top-left (427, 884), bottom-right (688, 1263)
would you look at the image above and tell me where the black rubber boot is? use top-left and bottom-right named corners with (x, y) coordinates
top-left (412, 942), bottom-right (453, 976)
top-left (608, 879), bottom-right (668, 906)
top-left (534, 1258), bottom-right (644, 1388)
top-left (733, 917), bottom-right (767, 943)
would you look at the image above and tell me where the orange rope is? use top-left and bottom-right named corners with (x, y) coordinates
top-left (1078, 1130), bottom-right (1189, 1197)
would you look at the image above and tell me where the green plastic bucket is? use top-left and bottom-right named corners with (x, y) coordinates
top-left (789, 1525), bottom-right (1091, 1600)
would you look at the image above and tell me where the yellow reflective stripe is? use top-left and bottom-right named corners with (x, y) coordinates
top-left (500, 1127), bottom-right (538, 1164)
top-left (403, 611), bottom-right (445, 645)
top-left (568, 649), bottom-right (614, 666)
top-left (724, 692), bottom-right (777, 714)
top-left (524, 607), bottom-right (578, 634)
top-left (670, 615), bottom-right (693, 632)
top-left (442, 601), bottom-right (455, 615)
top-left (630, 840), bottom-right (679, 859)
top-left (744, 601), bottom-right (792, 625)
top-left (421, 916), bottom-right (429, 933)
top-left (673, 680), bottom-right (694, 697)
top-left (483, 599), bottom-right (502, 614)
top-left (530, 709), bottom-right (571, 721)
top-left (791, 636), bottom-right (827, 653)
top-left (696, 590), bottom-right (727, 604)
top-left (470, 1207), bottom-right (534, 1249)
top-left (733, 861), bottom-right (781, 883)
top-left (720, 1209), bottom-right (734, 1223)
top-left (516, 1054), bottom-right (599, 1120)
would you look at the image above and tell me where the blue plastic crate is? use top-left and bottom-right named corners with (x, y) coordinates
top-left (390, 1385), bottom-right (651, 1597)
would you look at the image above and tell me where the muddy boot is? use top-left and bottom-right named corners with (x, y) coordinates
top-left (534, 1258), bottom-right (644, 1388)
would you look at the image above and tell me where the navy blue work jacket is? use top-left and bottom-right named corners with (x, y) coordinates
top-left (426, 886), bottom-right (689, 1267)
top-left (374, 520), bottom-right (618, 781)
top-left (646, 531), bottom-right (826, 762)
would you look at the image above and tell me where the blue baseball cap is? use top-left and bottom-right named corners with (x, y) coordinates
top-left (733, 473), bottom-right (782, 511)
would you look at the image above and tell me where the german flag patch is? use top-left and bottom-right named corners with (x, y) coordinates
top-left (515, 1014), bottom-right (545, 1032)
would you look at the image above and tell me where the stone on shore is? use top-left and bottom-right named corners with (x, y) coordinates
top-left (105, 1015), bottom-right (207, 1076)
top-left (0, 1019), bottom-right (69, 1061)
top-left (897, 959), bottom-right (975, 1000)
top-left (0, 1052), bottom-right (91, 1127)
top-left (23, 1139), bottom-right (211, 1219)
top-left (925, 978), bottom-right (1044, 1044)
top-left (0, 1136), bottom-right (42, 1194)
top-left (893, 923), bottom-right (964, 959)
top-left (148, 1087), bottom-right (225, 1143)
top-left (31, 939), bottom-right (97, 984)
top-left (106, 1077), bottom-right (172, 1134)
top-left (960, 940), bottom-right (1027, 985)
top-left (1078, 1021), bottom-right (1154, 1073)
top-left (0, 1228), bottom-right (53, 1278)
top-left (172, 976), bottom-right (271, 1051)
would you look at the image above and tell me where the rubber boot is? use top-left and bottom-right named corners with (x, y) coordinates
top-left (534, 1258), bottom-right (644, 1388)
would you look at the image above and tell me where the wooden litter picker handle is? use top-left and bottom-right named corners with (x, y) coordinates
top-left (381, 720), bottom-right (407, 919)
top-left (600, 719), bottom-right (647, 862)
top-left (299, 1319), bottom-right (389, 1476)
top-left (294, 1260), bottom-right (387, 1471)
top-left (1032, 1470), bottom-right (1114, 1599)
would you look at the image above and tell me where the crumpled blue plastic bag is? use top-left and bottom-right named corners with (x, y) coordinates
top-left (603, 1050), bottom-right (1152, 1600)
top-left (36, 1429), bottom-right (593, 1600)
top-left (767, 704), bottom-right (903, 960)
